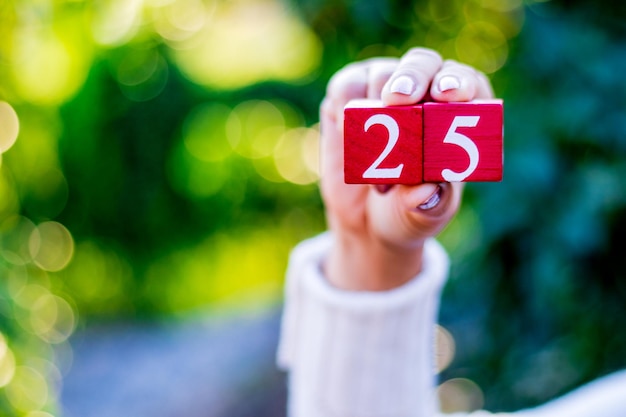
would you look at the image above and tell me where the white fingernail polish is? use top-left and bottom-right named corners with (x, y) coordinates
top-left (390, 76), bottom-right (416, 95)
top-left (417, 185), bottom-right (442, 210)
top-left (438, 75), bottom-right (461, 92)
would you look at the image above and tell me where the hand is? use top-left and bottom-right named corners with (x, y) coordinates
top-left (320, 47), bottom-right (494, 291)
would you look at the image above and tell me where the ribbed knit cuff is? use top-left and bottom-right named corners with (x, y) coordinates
top-left (277, 233), bottom-right (449, 417)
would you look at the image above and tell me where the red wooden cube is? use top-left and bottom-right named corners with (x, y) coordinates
top-left (423, 100), bottom-right (503, 182)
top-left (343, 99), bottom-right (423, 184)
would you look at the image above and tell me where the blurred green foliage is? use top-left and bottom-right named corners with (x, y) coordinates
top-left (438, 4), bottom-right (626, 411)
top-left (0, 0), bottom-right (625, 415)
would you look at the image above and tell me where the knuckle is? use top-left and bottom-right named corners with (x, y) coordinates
top-left (369, 60), bottom-right (399, 79)
top-left (403, 47), bottom-right (443, 63)
top-left (326, 64), bottom-right (368, 101)
top-left (440, 61), bottom-right (477, 77)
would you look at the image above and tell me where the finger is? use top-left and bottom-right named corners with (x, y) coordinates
top-left (475, 70), bottom-right (495, 99)
top-left (366, 182), bottom-right (462, 245)
top-left (366, 59), bottom-right (399, 100)
top-left (322, 59), bottom-right (405, 221)
top-left (319, 98), bottom-right (367, 224)
top-left (325, 62), bottom-right (369, 125)
top-left (404, 183), bottom-right (444, 211)
top-left (381, 48), bottom-right (443, 106)
top-left (318, 97), bottom-right (348, 192)
top-left (430, 60), bottom-right (494, 101)
top-left (321, 62), bottom-right (370, 169)
top-left (402, 182), bottom-right (463, 237)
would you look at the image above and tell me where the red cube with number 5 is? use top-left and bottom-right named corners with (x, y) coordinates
top-left (344, 99), bottom-right (423, 184)
top-left (423, 100), bottom-right (503, 182)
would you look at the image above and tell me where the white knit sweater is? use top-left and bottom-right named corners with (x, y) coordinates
top-left (277, 233), bottom-right (626, 417)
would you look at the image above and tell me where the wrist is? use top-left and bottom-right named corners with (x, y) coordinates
top-left (324, 232), bottom-right (425, 291)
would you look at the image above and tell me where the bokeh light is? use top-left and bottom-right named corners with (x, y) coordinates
top-left (58, 240), bottom-right (133, 316)
top-left (25, 412), bottom-right (55, 417)
top-left (455, 22), bottom-right (509, 74)
top-left (91, 0), bottom-right (143, 46)
top-left (437, 378), bottom-right (485, 414)
top-left (11, 17), bottom-right (92, 106)
top-left (1, 216), bottom-right (37, 265)
top-left (183, 102), bottom-right (236, 163)
top-left (29, 222), bottom-right (75, 272)
top-left (14, 284), bottom-right (52, 313)
top-left (0, 333), bottom-right (16, 388)
top-left (228, 100), bottom-right (288, 159)
top-left (112, 46), bottom-right (170, 102)
top-left (171, 0), bottom-right (322, 89)
top-left (0, 169), bottom-right (20, 220)
top-left (152, 0), bottom-right (213, 43)
top-left (274, 126), bottom-right (320, 185)
top-left (413, 0), bottom-right (524, 74)
top-left (481, 0), bottom-right (523, 12)
top-left (5, 366), bottom-right (49, 412)
top-left (434, 324), bottom-right (456, 374)
top-left (30, 294), bottom-right (77, 344)
top-left (167, 139), bottom-right (234, 199)
top-left (0, 101), bottom-right (19, 154)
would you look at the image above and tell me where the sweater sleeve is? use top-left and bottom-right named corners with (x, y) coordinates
top-left (277, 232), bottom-right (449, 417)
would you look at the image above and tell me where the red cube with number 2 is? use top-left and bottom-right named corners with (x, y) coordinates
top-left (343, 100), bottom-right (424, 184)
top-left (343, 99), bottom-right (503, 184)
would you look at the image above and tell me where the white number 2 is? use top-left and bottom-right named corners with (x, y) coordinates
top-left (441, 116), bottom-right (480, 182)
top-left (362, 114), bottom-right (404, 179)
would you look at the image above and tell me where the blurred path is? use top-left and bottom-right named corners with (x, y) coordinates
top-left (60, 307), bottom-right (287, 417)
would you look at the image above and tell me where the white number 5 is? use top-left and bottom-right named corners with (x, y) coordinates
top-left (441, 116), bottom-right (480, 182)
top-left (362, 114), bottom-right (404, 179)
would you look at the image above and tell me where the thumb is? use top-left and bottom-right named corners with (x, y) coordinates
top-left (367, 182), bottom-right (462, 246)
top-left (399, 182), bottom-right (463, 238)
top-left (403, 183), bottom-right (442, 210)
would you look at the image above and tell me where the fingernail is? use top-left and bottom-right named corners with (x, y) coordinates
top-left (374, 184), bottom-right (393, 194)
top-left (438, 75), bottom-right (461, 92)
top-left (390, 75), bottom-right (416, 95)
top-left (417, 185), bottom-right (442, 210)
